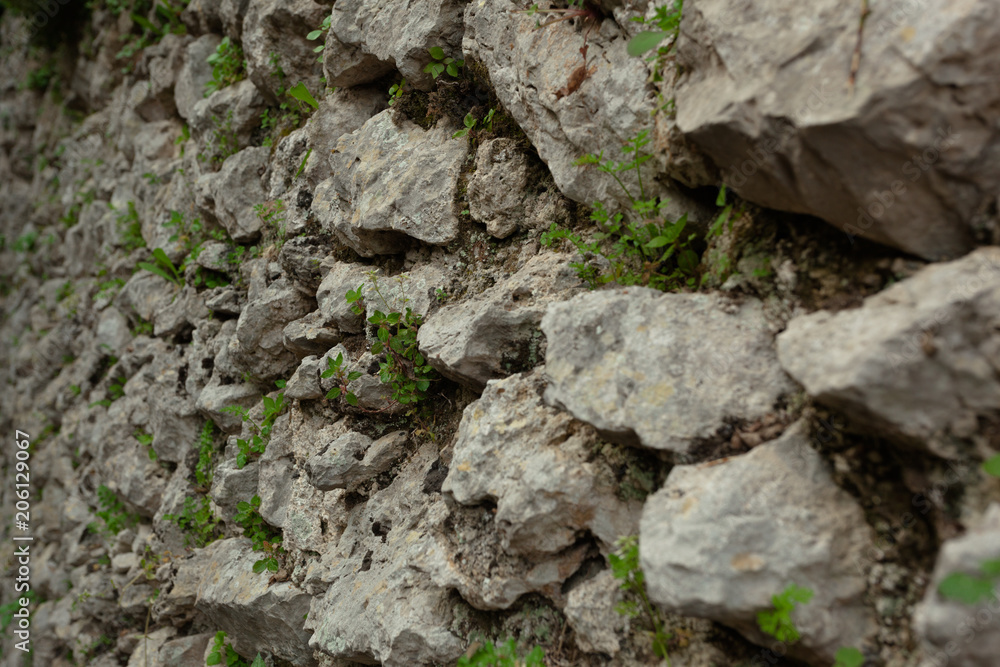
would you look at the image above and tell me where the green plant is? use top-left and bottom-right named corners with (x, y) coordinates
top-left (138, 248), bottom-right (184, 287)
top-left (204, 37), bottom-right (246, 97)
top-left (322, 352), bottom-right (362, 405)
top-left (135, 429), bottom-right (156, 460)
top-left (306, 14), bottom-right (333, 61)
top-left (757, 584), bottom-right (813, 644)
top-left (627, 1), bottom-right (683, 58)
top-left (195, 420), bottom-right (217, 489)
top-left (132, 316), bottom-right (153, 337)
top-left (164, 495), bottom-right (223, 548)
top-left (457, 638), bottom-right (544, 667)
top-left (287, 81), bottom-right (319, 110)
top-left (56, 280), bottom-right (74, 302)
top-left (388, 78), bottom-right (406, 106)
top-left (357, 276), bottom-right (437, 405)
top-left (295, 149), bottom-right (312, 180)
top-left (18, 62), bottom-right (55, 91)
top-left (94, 485), bottom-right (139, 536)
top-left (233, 495), bottom-right (284, 573)
top-left (834, 647), bottom-right (865, 667)
top-left (90, 375), bottom-right (127, 407)
top-left (199, 110), bottom-right (240, 163)
top-left (424, 46), bottom-right (464, 79)
top-left (116, 200), bottom-right (146, 251)
top-left (206, 630), bottom-right (265, 666)
top-left (96, 278), bottom-right (127, 301)
top-left (541, 131), bottom-right (700, 291)
top-left (938, 559), bottom-right (1000, 605)
top-left (254, 200), bottom-right (288, 250)
top-left (12, 231), bottom-right (38, 253)
top-left (983, 454), bottom-right (1000, 478)
top-left (222, 393), bottom-right (286, 468)
top-left (609, 535), bottom-right (671, 662)
top-left (453, 108), bottom-right (495, 139)
top-left (70, 384), bottom-right (81, 396)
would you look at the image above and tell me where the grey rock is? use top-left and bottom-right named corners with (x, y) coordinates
top-left (777, 247), bottom-right (1000, 455)
top-left (639, 421), bottom-right (876, 664)
top-left (322, 0), bottom-right (466, 91)
top-left (418, 253), bottom-right (580, 390)
top-left (463, 0), bottom-right (703, 220)
top-left (116, 272), bottom-right (178, 326)
top-left (153, 285), bottom-right (209, 338)
top-left (175, 538), bottom-right (316, 665)
top-left (359, 263), bottom-right (447, 325)
top-left (196, 146), bottom-right (270, 243)
top-left (157, 633), bottom-right (214, 667)
top-left (96, 307), bottom-right (132, 353)
top-left (131, 34), bottom-right (190, 121)
top-left (277, 236), bottom-right (333, 292)
top-left (564, 570), bottom-right (626, 656)
top-left (312, 111), bottom-right (467, 256)
top-left (672, 0), bottom-right (1000, 260)
top-left (192, 241), bottom-right (231, 272)
top-left (127, 627), bottom-right (179, 667)
top-left (243, 0), bottom-right (328, 102)
top-left (181, 0), bottom-right (223, 35)
top-left (305, 442), bottom-right (464, 666)
top-left (190, 79), bottom-right (268, 160)
top-left (230, 275), bottom-right (314, 381)
top-left (542, 288), bottom-right (793, 455)
top-left (196, 377), bottom-right (261, 433)
top-left (205, 286), bottom-right (244, 316)
top-left (315, 261), bottom-right (370, 334)
top-left (284, 355), bottom-right (324, 400)
top-left (209, 458), bottom-right (260, 526)
top-left (283, 310), bottom-right (342, 358)
top-left (444, 370), bottom-right (640, 557)
top-left (913, 504), bottom-right (1000, 667)
top-left (316, 345), bottom-right (399, 413)
top-left (467, 138), bottom-right (530, 239)
top-left (305, 430), bottom-right (408, 492)
top-left (219, 0), bottom-right (250, 40)
top-left (175, 35), bottom-right (223, 121)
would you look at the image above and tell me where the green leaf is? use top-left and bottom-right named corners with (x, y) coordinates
top-left (377, 327), bottom-right (390, 343)
top-left (980, 559), bottom-right (1000, 577)
top-left (253, 559), bottom-right (266, 574)
top-left (345, 392), bottom-right (358, 407)
top-left (137, 262), bottom-right (178, 286)
top-left (939, 572), bottom-right (996, 604)
top-left (644, 235), bottom-right (671, 249)
top-left (833, 647), bottom-right (865, 667)
top-left (371, 341), bottom-right (384, 355)
top-left (326, 387), bottom-right (342, 400)
top-left (983, 454), bottom-right (1000, 478)
top-left (236, 452), bottom-right (247, 469)
top-left (287, 82), bottom-right (319, 109)
top-left (307, 29), bottom-right (323, 40)
top-left (715, 185), bottom-right (728, 207)
top-left (428, 46), bottom-right (445, 60)
top-left (447, 62), bottom-right (460, 77)
top-left (206, 652), bottom-right (221, 666)
top-left (131, 12), bottom-right (163, 36)
top-left (250, 654), bottom-right (267, 667)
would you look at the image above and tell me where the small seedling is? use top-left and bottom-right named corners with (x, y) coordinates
top-left (627, 0), bottom-right (683, 57)
top-left (609, 535), bottom-right (671, 661)
top-left (388, 79), bottom-right (406, 106)
top-left (206, 631), bottom-right (264, 666)
top-left (757, 584), bottom-right (813, 644)
top-left (233, 495), bottom-right (284, 574)
top-left (983, 454), bottom-right (1000, 478)
top-left (93, 485), bottom-right (139, 536)
top-left (322, 352), bottom-right (362, 406)
top-left (204, 37), bottom-right (246, 97)
top-left (163, 495), bottom-right (222, 548)
top-left (222, 392), bottom-right (286, 468)
top-left (424, 46), bottom-right (463, 79)
top-left (307, 14), bottom-right (333, 60)
top-left (138, 248), bottom-right (183, 287)
top-left (452, 113), bottom-right (477, 139)
top-left (287, 81), bottom-right (319, 110)
top-left (346, 283), bottom-right (365, 315)
top-left (135, 429), bottom-right (156, 460)
top-left (834, 647), bottom-right (866, 667)
top-left (295, 148), bottom-right (312, 180)
top-left (938, 559), bottom-right (1000, 605)
top-left (457, 638), bottom-right (544, 667)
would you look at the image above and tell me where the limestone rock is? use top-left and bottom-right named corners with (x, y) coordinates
top-left (190, 79), bottom-right (268, 160)
top-left (564, 570), bottom-right (626, 656)
top-left (418, 253), bottom-right (580, 390)
top-left (444, 370), bottom-right (640, 557)
top-left (913, 503), bottom-right (1000, 667)
top-left (467, 138), bottom-right (532, 239)
top-left (283, 310), bottom-right (342, 358)
top-left (230, 276), bottom-right (314, 382)
top-left (243, 0), bottom-right (327, 102)
top-left (174, 34), bottom-right (222, 121)
top-left (542, 288), bottom-right (793, 455)
top-left (322, 0), bottom-right (467, 91)
top-left (312, 111), bottom-right (467, 256)
top-left (196, 146), bottom-right (270, 243)
top-left (315, 261), bottom-right (370, 334)
top-left (777, 247), bottom-right (1000, 454)
top-left (305, 430), bottom-right (408, 492)
top-left (639, 421), bottom-right (877, 664)
top-left (284, 355), bottom-right (324, 400)
top-left (672, 0), bottom-right (1000, 259)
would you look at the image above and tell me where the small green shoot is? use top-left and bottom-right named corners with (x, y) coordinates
top-left (609, 535), bottom-right (671, 662)
top-left (322, 352), bottom-right (362, 406)
top-left (834, 647), bottom-right (865, 667)
top-left (756, 584), bottom-right (813, 644)
top-left (424, 46), bottom-right (463, 79)
top-left (287, 82), bottom-right (319, 110)
top-left (204, 37), bottom-right (246, 97)
top-left (938, 559), bottom-right (1000, 605)
top-left (138, 248), bottom-right (183, 287)
top-left (983, 454), bottom-right (1000, 478)
top-left (457, 639), bottom-right (545, 667)
top-left (233, 495), bottom-right (284, 574)
top-left (388, 79), bottom-right (406, 106)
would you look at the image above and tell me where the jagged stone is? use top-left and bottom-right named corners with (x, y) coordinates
top-left (418, 253), bottom-right (580, 390)
top-left (444, 370), bottom-right (640, 557)
top-left (196, 146), bottom-right (270, 243)
top-left (564, 570), bottom-right (626, 656)
top-left (639, 421), bottom-right (877, 664)
top-left (777, 247), bottom-right (1000, 455)
top-left (190, 80), bottom-right (268, 159)
top-left (277, 236), bottom-right (333, 292)
top-left (284, 355), bottom-right (324, 400)
top-left (230, 275), bottom-right (315, 382)
top-left (175, 34), bottom-right (223, 121)
top-left (131, 34), bottom-right (190, 121)
top-left (305, 430), bottom-right (408, 492)
top-left (322, 0), bottom-right (466, 91)
top-left (315, 261), bottom-right (370, 334)
top-left (672, 0), bottom-right (1000, 259)
top-left (913, 503), bottom-right (1000, 666)
top-left (467, 138), bottom-right (533, 239)
top-left (243, 0), bottom-right (327, 102)
top-left (196, 377), bottom-right (261, 433)
top-left (542, 288), bottom-right (793, 455)
top-left (312, 111), bottom-right (467, 256)
top-left (283, 310), bottom-right (342, 358)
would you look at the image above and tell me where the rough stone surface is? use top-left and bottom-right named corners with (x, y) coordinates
top-left (564, 570), bottom-right (626, 656)
top-left (230, 275), bottom-right (314, 381)
top-left (196, 146), bottom-right (270, 243)
top-left (322, 0), bottom-right (467, 91)
top-left (312, 111), bottom-right (467, 255)
top-left (467, 138), bottom-right (532, 239)
top-left (305, 430), bottom-right (408, 492)
top-left (640, 421), bottom-right (877, 664)
top-left (444, 370), bottom-right (640, 557)
top-left (778, 247), bottom-right (1000, 455)
top-left (673, 0), bottom-right (1000, 259)
top-left (175, 34), bottom-right (222, 121)
top-left (315, 261), bottom-right (370, 334)
top-left (242, 0), bottom-right (327, 102)
top-left (418, 252), bottom-right (580, 390)
top-left (913, 503), bottom-right (1000, 667)
top-left (542, 288), bottom-right (794, 455)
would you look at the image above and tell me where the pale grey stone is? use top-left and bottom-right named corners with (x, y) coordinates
top-left (564, 570), bottom-right (626, 656)
top-left (196, 146), bottom-right (270, 243)
top-left (243, 0), bottom-right (327, 102)
top-left (305, 430), bottom-right (408, 492)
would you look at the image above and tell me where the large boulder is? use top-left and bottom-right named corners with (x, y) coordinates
top-left (321, 0), bottom-right (467, 91)
top-left (777, 247), bottom-right (1000, 455)
top-left (673, 0), bottom-right (1000, 259)
top-left (640, 421), bottom-right (877, 664)
top-left (312, 111), bottom-right (467, 255)
top-left (541, 288), bottom-right (793, 456)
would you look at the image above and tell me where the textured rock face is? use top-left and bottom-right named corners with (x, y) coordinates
top-left (231, 274), bottom-right (314, 381)
top-left (196, 146), bottom-right (270, 242)
top-left (242, 0), bottom-right (327, 102)
top-left (640, 422), bottom-right (877, 664)
top-left (444, 370), bottom-right (640, 557)
top-left (322, 0), bottom-right (467, 90)
top-left (778, 247), bottom-right (1000, 454)
top-left (418, 253), bottom-right (580, 390)
top-left (542, 288), bottom-right (794, 455)
top-left (312, 111), bottom-right (467, 255)
top-left (674, 0), bottom-right (1000, 259)
top-left (914, 504), bottom-right (1000, 667)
